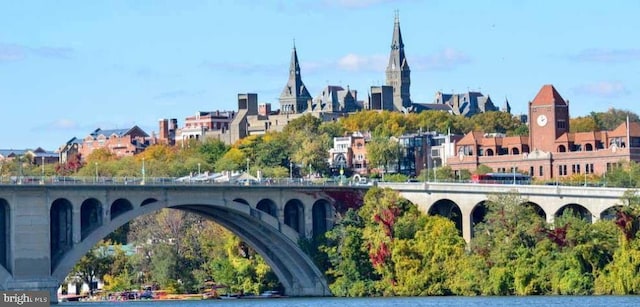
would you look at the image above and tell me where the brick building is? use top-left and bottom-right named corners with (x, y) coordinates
top-left (78, 126), bottom-right (150, 159)
top-left (446, 84), bottom-right (640, 180)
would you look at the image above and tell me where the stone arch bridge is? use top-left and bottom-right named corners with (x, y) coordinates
top-left (379, 182), bottom-right (631, 243)
top-left (0, 183), bottom-right (366, 303)
top-left (0, 182), bottom-right (631, 303)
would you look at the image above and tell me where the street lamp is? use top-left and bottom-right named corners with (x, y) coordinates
top-left (41, 156), bottom-right (45, 184)
top-left (246, 158), bottom-right (250, 174)
top-left (198, 162), bottom-right (201, 175)
top-left (95, 162), bottom-right (99, 183)
top-left (289, 161), bottom-right (293, 182)
top-left (141, 158), bottom-right (146, 184)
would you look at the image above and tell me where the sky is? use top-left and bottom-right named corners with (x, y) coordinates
top-left (1, 0), bottom-right (639, 150)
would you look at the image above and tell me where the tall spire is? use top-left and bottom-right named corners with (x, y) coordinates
top-left (289, 42), bottom-right (301, 78)
top-left (280, 43), bottom-right (312, 114)
top-left (385, 11), bottom-right (411, 111)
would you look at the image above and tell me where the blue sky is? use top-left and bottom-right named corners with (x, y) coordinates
top-left (1, 0), bottom-right (639, 150)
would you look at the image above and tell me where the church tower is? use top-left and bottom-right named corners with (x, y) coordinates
top-left (279, 44), bottom-right (312, 114)
top-left (385, 11), bottom-right (411, 112)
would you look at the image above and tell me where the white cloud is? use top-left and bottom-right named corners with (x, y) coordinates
top-left (572, 81), bottom-right (630, 98)
top-left (50, 119), bottom-right (79, 130)
top-left (337, 53), bottom-right (387, 72)
top-left (0, 43), bottom-right (26, 61)
top-left (572, 49), bottom-right (640, 63)
top-left (413, 48), bottom-right (471, 70)
top-left (0, 43), bottom-right (74, 61)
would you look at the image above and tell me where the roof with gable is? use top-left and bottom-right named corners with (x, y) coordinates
top-left (608, 121), bottom-right (640, 138)
top-left (0, 149), bottom-right (28, 158)
top-left (88, 126), bottom-right (149, 139)
top-left (457, 131), bottom-right (485, 146)
top-left (573, 131), bottom-right (601, 143)
top-left (530, 84), bottom-right (567, 107)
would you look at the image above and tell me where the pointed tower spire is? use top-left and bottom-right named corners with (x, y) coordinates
top-left (503, 96), bottom-right (512, 114)
top-left (289, 42), bottom-right (301, 78)
top-left (385, 11), bottom-right (411, 112)
top-left (280, 43), bottom-right (312, 114)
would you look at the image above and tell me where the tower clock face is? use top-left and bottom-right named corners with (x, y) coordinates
top-left (536, 114), bottom-right (548, 127)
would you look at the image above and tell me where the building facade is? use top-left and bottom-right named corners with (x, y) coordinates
top-left (328, 132), bottom-right (369, 175)
top-left (78, 126), bottom-right (150, 159)
top-left (446, 84), bottom-right (640, 180)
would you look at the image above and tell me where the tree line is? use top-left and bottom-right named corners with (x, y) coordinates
top-left (319, 187), bottom-right (640, 296)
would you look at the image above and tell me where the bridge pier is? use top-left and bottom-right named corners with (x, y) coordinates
top-left (5, 279), bottom-right (59, 304)
top-left (5, 189), bottom-right (60, 303)
top-left (461, 209), bottom-right (472, 243)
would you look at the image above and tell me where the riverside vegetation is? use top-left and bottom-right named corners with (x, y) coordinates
top-left (8, 108), bottom-right (638, 296)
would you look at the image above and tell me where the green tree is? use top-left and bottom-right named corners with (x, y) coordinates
top-left (69, 240), bottom-right (113, 294)
top-left (323, 209), bottom-right (377, 297)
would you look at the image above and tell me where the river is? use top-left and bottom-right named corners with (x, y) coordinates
top-left (59, 296), bottom-right (640, 306)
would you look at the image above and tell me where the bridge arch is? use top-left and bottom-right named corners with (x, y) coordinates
top-left (471, 201), bottom-right (488, 238)
top-left (524, 201), bottom-right (546, 221)
top-left (50, 199), bottom-right (73, 270)
top-left (312, 200), bottom-right (333, 238)
top-left (556, 203), bottom-right (593, 223)
top-left (284, 199), bottom-right (305, 235)
top-left (233, 198), bottom-right (250, 206)
top-left (428, 199), bottom-right (462, 233)
top-left (257, 198), bottom-right (278, 217)
top-left (110, 198), bottom-right (133, 220)
top-left (600, 206), bottom-right (622, 221)
top-left (80, 198), bottom-right (103, 240)
top-left (1, 199), bottom-right (9, 273)
top-left (52, 198), bottom-right (329, 297)
top-left (141, 198), bottom-right (157, 206)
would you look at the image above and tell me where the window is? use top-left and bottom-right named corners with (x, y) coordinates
top-left (539, 166), bottom-right (544, 177)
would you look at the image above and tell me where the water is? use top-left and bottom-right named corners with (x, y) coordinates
top-left (59, 296), bottom-right (640, 307)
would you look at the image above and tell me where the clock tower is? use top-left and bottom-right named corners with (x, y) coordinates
top-left (528, 84), bottom-right (570, 152)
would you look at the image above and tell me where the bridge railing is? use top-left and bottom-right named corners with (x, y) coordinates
top-left (0, 175), bottom-right (365, 187)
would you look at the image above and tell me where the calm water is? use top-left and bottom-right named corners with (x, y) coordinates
top-left (59, 296), bottom-right (640, 307)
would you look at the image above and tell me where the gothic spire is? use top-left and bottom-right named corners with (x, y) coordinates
top-left (388, 10), bottom-right (408, 70)
top-left (289, 43), bottom-right (301, 78)
top-left (280, 43), bottom-right (312, 114)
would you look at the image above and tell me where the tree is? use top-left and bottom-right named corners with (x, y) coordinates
top-left (366, 136), bottom-right (400, 175)
top-left (198, 139), bottom-right (229, 165)
top-left (471, 192), bottom-right (547, 295)
top-left (592, 108), bottom-right (639, 131)
top-left (69, 240), bottom-right (113, 295)
top-left (323, 209), bottom-right (377, 296)
top-left (570, 116), bottom-right (599, 132)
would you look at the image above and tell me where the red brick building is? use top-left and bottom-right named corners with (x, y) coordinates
top-left (79, 126), bottom-right (150, 159)
top-left (447, 84), bottom-right (640, 180)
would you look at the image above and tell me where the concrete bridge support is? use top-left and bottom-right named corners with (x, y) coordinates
top-left (2, 188), bottom-right (60, 303)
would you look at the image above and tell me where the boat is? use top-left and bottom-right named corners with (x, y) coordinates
top-left (260, 290), bottom-right (286, 298)
top-left (219, 294), bottom-right (240, 300)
